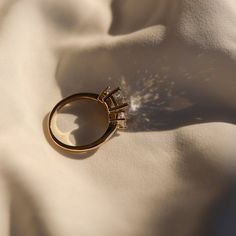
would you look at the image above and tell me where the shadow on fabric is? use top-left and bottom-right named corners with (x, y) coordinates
top-left (0, 169), bottom-right (53, 236)
top-left (55, 38), bottom-right (236, 133)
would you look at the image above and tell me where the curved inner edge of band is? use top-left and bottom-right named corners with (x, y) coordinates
top-left (48, 93), bottom-right (118, 152)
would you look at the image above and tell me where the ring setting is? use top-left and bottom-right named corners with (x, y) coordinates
top-left (47, 87), bottom-right (128, 153)
top-left (98, 86), bottom-right (128, 129)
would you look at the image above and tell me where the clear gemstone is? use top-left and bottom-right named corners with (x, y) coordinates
top-left (114, 90), bottom-right (126, 104)
top-left (118, 119), bottom-right (127, 129)
top-left (117, 112), bottom-right (127, 129)
top-left (118, 112), bottom-right (126, 119)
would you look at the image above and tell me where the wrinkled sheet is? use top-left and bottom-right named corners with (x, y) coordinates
top-left (1, 0), bottom-right (236, 235)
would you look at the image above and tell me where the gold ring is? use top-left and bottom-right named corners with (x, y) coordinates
top-left (47, 87), bottom-right (128, 153)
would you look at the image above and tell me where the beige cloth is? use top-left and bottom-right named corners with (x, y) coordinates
top-left (1, 0), bottom-right (236, 235)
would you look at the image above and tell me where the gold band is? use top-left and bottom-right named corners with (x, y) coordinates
top-left (47, 87), bottom-right (128, 153)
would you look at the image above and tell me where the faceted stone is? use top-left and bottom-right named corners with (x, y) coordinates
top-left (114, 90), bottom-right (126, 104)
top-left (118, 112), bottom-right (126, 119)
top-left (117, 112), bottom-right (127, 129)
top-left (118, 119), bottom-right (127, 129)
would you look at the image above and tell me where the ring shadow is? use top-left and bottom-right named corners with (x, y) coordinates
top-left (55, 38), bottom-right (236, 133)
top-left (51, 4), bottom-right (236, 158)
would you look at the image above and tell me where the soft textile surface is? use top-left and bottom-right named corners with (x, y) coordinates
top-left (1, 0), bottom-right (236, 235)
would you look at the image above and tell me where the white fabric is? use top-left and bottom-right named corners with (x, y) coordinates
top-left (1, 0), bottom-right (236, 235)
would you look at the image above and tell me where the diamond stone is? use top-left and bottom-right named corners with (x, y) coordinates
top-left (99, 86), bottom-right (128, 129)
top-left (114, 90), bottom-right (126, 104)
top-left (118, 120), bottom-right (126, 129)
top-left (118, 112), bottom-right (126, 119)
top-left (117, 112), bottom-right (127, 129)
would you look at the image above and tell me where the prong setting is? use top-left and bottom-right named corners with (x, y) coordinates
top-left (98, 86), bottom-right (110, 101)
top-left (99, 87), bottom-right (128, 129)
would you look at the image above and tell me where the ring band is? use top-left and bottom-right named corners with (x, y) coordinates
top-left (47, 87), bottom-right (128, 153)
